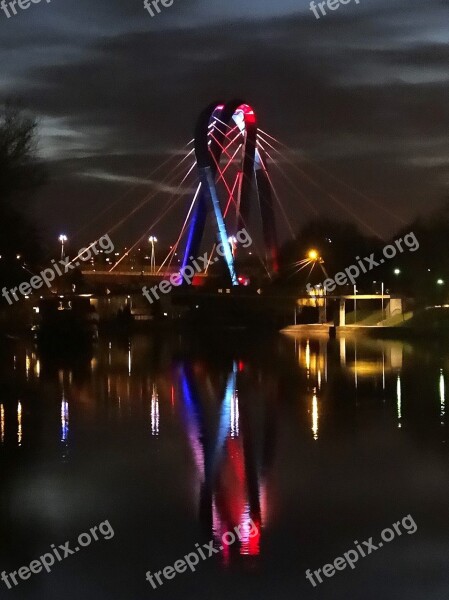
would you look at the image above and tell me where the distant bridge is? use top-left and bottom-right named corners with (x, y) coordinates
top-left (81, 268), bottom-right (208, 287)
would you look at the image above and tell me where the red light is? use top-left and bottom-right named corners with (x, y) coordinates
top-left (241, 104), bottom-right (256, 124)
top-left (192, 275), bottom-right (205, 286)
top-left (246, 517), bottom-right (261, 556)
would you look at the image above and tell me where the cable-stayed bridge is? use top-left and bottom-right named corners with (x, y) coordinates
top-left (63, 99), bottom-right (406, 293)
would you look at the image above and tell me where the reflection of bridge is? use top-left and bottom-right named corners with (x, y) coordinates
top-left (179, 361), bottom-right (263, 556)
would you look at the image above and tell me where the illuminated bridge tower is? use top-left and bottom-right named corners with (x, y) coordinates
top-left (181, 100), bottom-right (279, 284)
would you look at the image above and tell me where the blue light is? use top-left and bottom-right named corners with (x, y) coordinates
top-left (202, 167), bottom-right (238, 285)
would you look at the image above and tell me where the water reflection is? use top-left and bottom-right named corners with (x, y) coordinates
top-left (151, 384), bottom-right (159, 436)
top-left (2, 333), bottom-right (447, 451)
top-left (17, 401), bottom-right (22, 447)
top-left (285, 332), bottom-right (449, 444)
top-left (61, 399), bottom-right (69, 444)
top-left (397, 374), bottom-right (402, 428)
top-left (311, 389), bottom-right (319, 441)
top-left (0, 330), bottom-right (448, 579)
top-left (440, 369), bottom-right (445, 425)
top-left (294, 335), bottom-right (405, 387)
top-left (0, 404), bottom-right (4, 445)
top-left (179, 362), bottom-right (262, 559)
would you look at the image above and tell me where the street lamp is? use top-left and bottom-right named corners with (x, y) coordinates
top-left (306, 249), bottom-right (328, 322)
top-left (148, 236), bottom-right (158, 273)
top-left (394, 268), bottom-right (401, 275)
top-left (306, 248), bottom-right (329, 277)
top-left (59, 234), bottom-right (68, 259)
top-left (437, 279), bottom-right (444, 285)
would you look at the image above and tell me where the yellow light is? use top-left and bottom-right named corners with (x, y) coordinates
top-left (312, 391), bottom-right (319, 441)
top-left (151, 383), bottom-right (159, 436)
top-left (308, 249), bottom-right (319, 261)
top-left (17, 402), bottom-right (22, 447)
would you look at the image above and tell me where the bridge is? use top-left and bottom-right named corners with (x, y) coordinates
top-left (54, 98), bottom-right (407, 327)
top-left (80, 266), bottom-right (208, 287)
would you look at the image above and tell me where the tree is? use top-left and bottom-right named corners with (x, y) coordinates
top-left (277, 217), bottom-right (380, 289)
top-left (0, 101), bottom-right (46, 200)
top-left (0, 102), bottom-right (46, 293)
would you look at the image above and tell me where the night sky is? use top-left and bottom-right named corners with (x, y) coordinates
top-left (1, 0), bottom-right (448, 246)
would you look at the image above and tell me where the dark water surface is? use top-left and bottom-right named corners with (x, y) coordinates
top-left (0, 331), bottom-right (448, 599)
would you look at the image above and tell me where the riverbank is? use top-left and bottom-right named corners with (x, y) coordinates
top-left (282, 306), bottom-right (449, 339)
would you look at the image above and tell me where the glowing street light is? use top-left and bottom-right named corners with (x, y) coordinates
top-left (59, 234), bottom-right (68, 259)
top-left (306, 248), bottom-right (328, 275)
top-left (394, 268), bottom-right (401, 275)
top-left (305, 249), bottom-right (329, 322)
top-left (437, 279), bottom-right (444, 286)
top-left (148, 236), bottom-right (158, 273)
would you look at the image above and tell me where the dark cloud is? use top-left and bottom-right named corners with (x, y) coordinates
top-left (1, 0), bottom-right (448, 244)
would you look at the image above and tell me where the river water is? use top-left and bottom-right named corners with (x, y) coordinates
top-left (0, 331), bottom-right (448, 599)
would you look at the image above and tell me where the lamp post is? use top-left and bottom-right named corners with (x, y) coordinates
top-left (148, 236), bottom-right (158, 274)
top-left (59, 234), bottom-right (67, 260)
top-left (307, 249), bottom-right (328, 322)
top-left (381, 281), bottom-right (384, 323)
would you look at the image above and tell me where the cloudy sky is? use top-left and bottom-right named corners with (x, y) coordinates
top-left (1, 0), bottom-right (448, 246)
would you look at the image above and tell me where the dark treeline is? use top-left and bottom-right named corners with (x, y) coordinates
top-left (277, 204), bottom-right (449, 305)
top-left (0, 102), bottom-right (46, 290)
